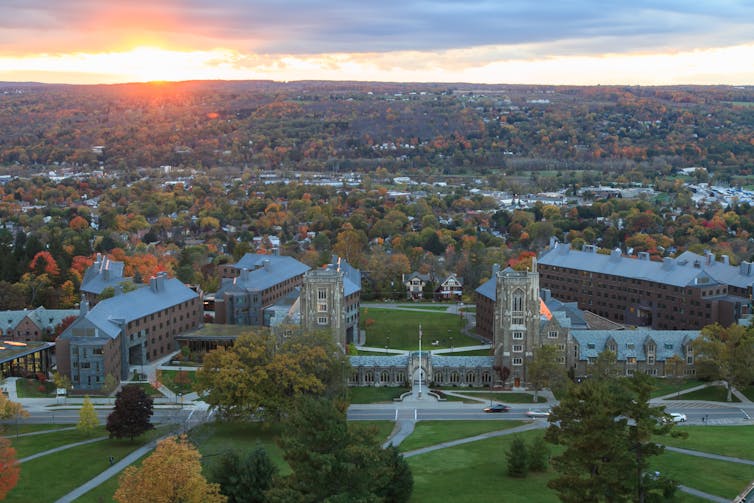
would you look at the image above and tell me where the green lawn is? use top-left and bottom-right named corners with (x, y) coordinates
top-left (668, 385), bottom-right (740, 402)
top-left (649, 378), bottom-right (705, 398)
top-left (349, 421), bottom-right (396, 442)
top-left (650, 450), bottom-right (754, 499)
top-left (660, 425), bottom-right (754, 460)
top-left (361, 308), bottom-right (474, 350)
top-left (444, 391), bottom-right (547, 404)
top-left (11, 426), bottom-right (108, 458)
top-left (74, 453), bottom-right (148, 503)
top-left (15, 378), bottom-right (56, 398)
top-left (189, 421), bottom-right (291, 476)
top-left (440, 349), bottom-right (490, 356)
top-left (1, 423), bottom-right (71, 435)
top-left (6, 426), bottom-right (173, 503)
top-left (157, 369), bottom-right (197, 395)
top-left (349, 386), bottom-right (408, 403)
top-left (129, 382), bottom-right (164, 397)
top-left (738, 385), bottom-right (754, 402)
top-left (399, 420), bottom-right (526, 452)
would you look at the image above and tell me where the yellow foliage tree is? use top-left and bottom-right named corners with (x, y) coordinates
top-left (114, 435), bottom-right (226, 503)
top-left (77, 396), bottom-right (99, 435)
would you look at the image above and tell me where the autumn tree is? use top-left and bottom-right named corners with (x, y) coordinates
top-left (77, 396), bottom-right (99, 435)
top-left (0, 437), bottom-right (19, 500)
top-left (693, 323), bottom-right (754, 402)
top-left (106, 384), bottom-right (154, 440)
top-left (527, 344), bottom-right (568, 402)
top-left (195, 329), bottom-right (348, 420)
top-left (114, 435), bottom-right (226, 503)
top-left (0, 392), bottom-right (28, 424)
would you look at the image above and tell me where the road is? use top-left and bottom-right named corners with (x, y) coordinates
top-left (10, 407), bottom-right (193, 427)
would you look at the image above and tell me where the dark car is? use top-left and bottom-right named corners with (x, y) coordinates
top-left (483, 403), bottom-right (511, 413)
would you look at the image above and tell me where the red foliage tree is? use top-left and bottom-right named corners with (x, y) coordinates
top-left (29, 251), bottom-right (60, 276)
top-left (0, 437), bottom-right (19, 499)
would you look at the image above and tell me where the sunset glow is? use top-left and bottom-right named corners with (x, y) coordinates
top-left (0, 1), bottom-right (752, 85)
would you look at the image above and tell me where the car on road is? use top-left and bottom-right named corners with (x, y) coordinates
top-left (667, 412), bottom-right (687, 423)
top-left (526, 408), bottom-right (551, 418)
top-left (483, 403), bottom-right (511, 413)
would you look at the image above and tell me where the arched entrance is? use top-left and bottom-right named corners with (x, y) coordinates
top-left (411, 366), bottom-right (426, 386)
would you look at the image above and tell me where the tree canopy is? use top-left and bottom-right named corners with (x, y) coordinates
top-left (106, 384), bottom-right (155, 440)
top-left (693, 323), bottom-right (754, 402)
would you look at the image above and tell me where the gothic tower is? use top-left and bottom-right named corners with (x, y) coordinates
top-left (493, 258), bottom-right (540, 387)
top-left (300, 266), bottom-right (346, 351)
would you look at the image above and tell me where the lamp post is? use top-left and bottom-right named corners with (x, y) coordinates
top-left (418, 324), bottom-right (422, 399)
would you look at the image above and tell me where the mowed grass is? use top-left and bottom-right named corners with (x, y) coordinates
top-left (399, 420), bottom-right (526, 452)
top-left (74, 453), bottom-right (148, 503)
top-left (649, 378), bottom-right (705, 398)
top-left (11, 425), bottom-right (107, 458)
top-left (650, 450), bottom-right (754, 499)
top-left (668, 385), bottom-right (740, 402)
top-left (157, 369), bottom-right (198, 395)
top-left (15, 378), bottom-right (56, 397)
top-left (349, 421), bottom-right (396, 442)
top-left (1, 423), bottom-right (72, 435)
top-left (361, 308), bottom-right (473, 350)
top-left (660, 425), bottom-right (754, 460)
top-left (190, 421), bottom-right (291, 476)
top-left (446, 391), bottom-right (547, 404)
top-left (6, 426), bottom-right (174, 503)
top-left (349, 386), bottom-right (409, 403)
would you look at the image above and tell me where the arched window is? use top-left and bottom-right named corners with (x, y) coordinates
top-left (482, 372), bottom-right (492, 383)
top-left (466, 372), bottom-right (476, 384)
top-left (365, 371), bottom-right (374, 383)
top-left (380, 371), bottom-right (390, 383)
top-left (450, 372), bottom-right (460, 383)
top-left (511, 289), bottom-right (525, 325)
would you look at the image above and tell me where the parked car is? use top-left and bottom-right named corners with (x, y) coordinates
top-left (483, 403), bottom-right (511, 413)
top-left (526, 408), bottom-right (551, 418)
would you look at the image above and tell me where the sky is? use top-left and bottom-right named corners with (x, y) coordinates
top-left (0, 0), bottom-right (752, 85)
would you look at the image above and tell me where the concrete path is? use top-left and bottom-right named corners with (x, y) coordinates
top-left (664, 445), bottom-right (754, 466)
top-left (403, 421), bottom-right (545, 458)
top-left (20, 436), bottom-right (108, 463)
top-left (8, 426), bottom-right (75, 438)
top-left (677, 485), bottom-right (729, 503)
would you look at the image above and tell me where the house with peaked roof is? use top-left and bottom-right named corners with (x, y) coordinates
top-left (538, 239), bottom-right (751, 329)
top-left (56, 272), bottom-right (202, 390)
top-left (402, 272), bottom-right (431, 300)
top-left (435, 274), bottom-right (462, 300)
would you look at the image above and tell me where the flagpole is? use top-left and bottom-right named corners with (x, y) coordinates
top-left (418, 324), bottom-right (422, 398)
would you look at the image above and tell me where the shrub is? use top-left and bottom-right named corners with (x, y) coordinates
top-left (528, 436), bottom-right (550, 472)
top-left (506, 436), bottom-right (529, 478)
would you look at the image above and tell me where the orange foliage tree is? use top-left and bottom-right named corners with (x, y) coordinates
top-left (0, 438), bottom-right (19, 499)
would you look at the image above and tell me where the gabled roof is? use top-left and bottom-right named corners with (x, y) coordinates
top-left (216, 256), bottom-right (310, 296)
top-left (432, 355), bottom-right (495, 368)
top-left (78, 275), bottom-right (199, 340)
top-left (539, 243), bottom-right (754, 290)
top-left (0, 307), bottom-right (79, 332)
top-left (570, 329), bottom-right (699, 362)
top-left (80, 255), bottom-right (131, 295)
top-left (349, 354), bottom-right (410, 367)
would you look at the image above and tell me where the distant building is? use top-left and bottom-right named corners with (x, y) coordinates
top-left (402, 272), bottom-right (431, 300)
top-left (538, 240), bottom-right (751, 329)
top-left (435, 274), bottom-right (463, 300)
top-left (80, 254), bottom-right (134, 306)
top-left (0, 307), bottom-right (78, 342)
top-left (56, 273), bottom-right (202, 390)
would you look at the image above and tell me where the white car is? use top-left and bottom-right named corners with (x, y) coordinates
top-left (526, 408), bottom-right (551, 418)
top-left (668, 412), bottom-right (687, 423)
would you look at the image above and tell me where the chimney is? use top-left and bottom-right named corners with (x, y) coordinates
top-left (150, 272), bottom-right (167, 293)
top-left (541, 288), bottom-right (552, 302)
top-left (531, 256), bottom-right (537, 273)
top-left (549, 236), bottom-right (558, 249)
top-left (80, 296), bottom-right (89, 316)
top-left (638, 251), bottom-right (650, 261)
top-left (263, 259), bottom-right (271, 271)
top-left (240, 268), bottom-right (250, 282)
top-left (492, 263), bottom-right (500, 275)
top-left (722, 255), bottom-right (730, 265)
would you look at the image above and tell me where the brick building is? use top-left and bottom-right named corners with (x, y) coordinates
top-left (80, 254), bottom-right (134, 306)
top-left (538, 240), bottom-right (751, 330)
top-left (0, 307), bottom-right (78, 342)
top-left (56, 273), bottom-right (202, 390)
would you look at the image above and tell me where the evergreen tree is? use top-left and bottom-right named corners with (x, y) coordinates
top-left (210, 448), bottom-right (277, 503)
top-left (77, 396), bottom-right (99, 435)
top-left (506, 436), bottom-right (529, 478)
top-left (527, 436), bottom-right (550, 473)
top-left (106, 384), bottom-right (154, 440)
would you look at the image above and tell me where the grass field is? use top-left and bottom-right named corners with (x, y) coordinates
top-left (157, 369), bottom-right (197, 395)
top-left (668, 385), bottom-right (740, 402)
top-left (650, 450), bottom-right (754, 499)
top-left (349, 386), bottom-right (408, 403)
top-left (649, 378), bottom-right (705, 398)
top-left (361, 308), bottom-right (475, 349)
top-left (660, 425), bottom-right (754, 460)
top-left (399, 420), bottom-right (526, 452)
top-left (11, 426), bottom-right (107, 458)
top-left (15, 378), bottom-right (56, 398)
top-left (442, 391), bottom-right (547, 404)
top-left (6, 426), bottom-right (174, 503)
top-left (0, 423), bottom-right (70, 435)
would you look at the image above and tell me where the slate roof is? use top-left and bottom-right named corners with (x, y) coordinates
top-left (475, 276), bottom-right (496, 300)
top-left (570, 329), bottom-right (698, 362)
top-left (324, 257), bottom-right (361, 296)
top-left (350, 355), bottom-right (410, 367)
top-left (0, 307), bottom-right (79, 332)
top-left (80, 255), bottom-right (131, 295)
top-left (431, 355), bottom-right (495, 368)
top-left (216, 255), bottom-right (310, 296)
top-left (539, 243), bottom-right (754, 289)
top-left (80, 275), bottom-right (199, 339)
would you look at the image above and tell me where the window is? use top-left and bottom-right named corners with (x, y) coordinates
top-left (627, 357), bottom-right (637, 364)
top-left (512, 331), bottom-right (524, 340)
top-left (466, 372), bottom-right (476, 384)
top-left (318, 288), bottom-right (327, 300)
top-left (548, 331), bottom-right (558, 339)
top-left (558, 344), bottom-right (566, 351)
top-left (513, 344), bottom-right (523, 352)
top-left (318, 303), bottom-right (328, 312)
top-left (512, 357), bottom-right (523, 366)
top-left (317, 316), bottom-right (328, 325)
top-left (450, 372), bottom-right (460, 383)
top-left (645, 368), bottom-right (658, 376)
top-left (687, 356), bottom-right (694, 365)
top-left (664, 343), bottom-right (673, 350)
top-left (587, 343), bottom-right (595, 349)
top-left (626, 343), bottom-right (635, 350)
top-left (380, 371), bottom-right (389, 382)
top-left (648, 356), bottom-right (655, 365)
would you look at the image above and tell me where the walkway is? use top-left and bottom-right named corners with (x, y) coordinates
top-left (20, 436), bottom-right (107, 464)
top-left (403, 422), bottom-right (544, 458)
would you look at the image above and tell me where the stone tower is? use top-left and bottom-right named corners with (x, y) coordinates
top-left (300, 266), bottom-right (346, 351)
top-left (493, 258), bottom-right (540, 387)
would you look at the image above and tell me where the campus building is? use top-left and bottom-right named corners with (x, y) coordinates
top-left (56, 273), bottom-right (202, 390)
top-left (80, 254), bottom-right (134, 306)
top-left (538, 240), bottom-right (751, 330)
top-left (213, 254), bottom-right (310, 325)
top-left (0, 307), bottom-right (78, 342)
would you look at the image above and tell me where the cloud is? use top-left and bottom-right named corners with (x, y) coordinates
top-left (1, 0), bottom-right (753, 59)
